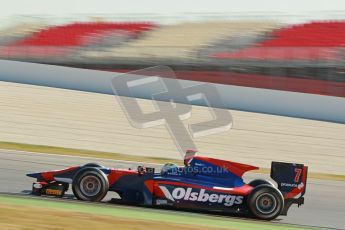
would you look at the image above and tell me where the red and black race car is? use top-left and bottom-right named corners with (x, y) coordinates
top-left (27, 151), bottom-right (308, 220)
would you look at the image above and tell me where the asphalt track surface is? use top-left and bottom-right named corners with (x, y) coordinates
top-left (0, 150), bottom-right (344, 229)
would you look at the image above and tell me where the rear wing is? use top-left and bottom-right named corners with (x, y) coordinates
top-left (270, 161), bottom-right (308, 215)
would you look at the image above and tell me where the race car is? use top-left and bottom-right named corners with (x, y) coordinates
top-left (27, 150), bottom-right (308, 220)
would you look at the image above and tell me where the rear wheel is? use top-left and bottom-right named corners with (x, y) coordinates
top-left (248, 179), bottom-right (274, 187)
top-left (247, 184), bottom-right (284, 220)
top-left (72, 168), bottom-right (109, 202)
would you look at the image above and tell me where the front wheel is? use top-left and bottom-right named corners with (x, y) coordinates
top-left (247, 184), bottom-right (284, 220)
top-left (72, 167), bottom-right (109, 202)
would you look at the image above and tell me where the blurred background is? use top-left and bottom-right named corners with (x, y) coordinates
top-left (0, 0), bottom-right (344, 98)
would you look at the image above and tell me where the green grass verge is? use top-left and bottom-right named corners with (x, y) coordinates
top-left (0, 195), bottom-right (317, 230)
top-left (0, 141), bottom-right (344, 181)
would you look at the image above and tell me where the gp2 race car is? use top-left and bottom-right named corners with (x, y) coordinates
top-left (27, 150), bottom-right (308, 220)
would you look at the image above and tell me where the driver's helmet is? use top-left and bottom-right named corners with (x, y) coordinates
top-left (161, 163), bottom-right (178, 175)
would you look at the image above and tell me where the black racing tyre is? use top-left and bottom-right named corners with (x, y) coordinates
top-left (72, 167), bottom-right (109, 202)
top-left (248, 179), bottom-right (275, 188)
top-left (82, 163), bottom-right (103, 168)
top-left (247, 184), bottom-right (284, 220)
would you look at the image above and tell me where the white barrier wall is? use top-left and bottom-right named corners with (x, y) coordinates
top-left (0, 59), bottom-right (345, 124)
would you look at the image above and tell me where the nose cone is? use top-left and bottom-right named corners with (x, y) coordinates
top-left (26, 172), bottom-right (40, 178)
